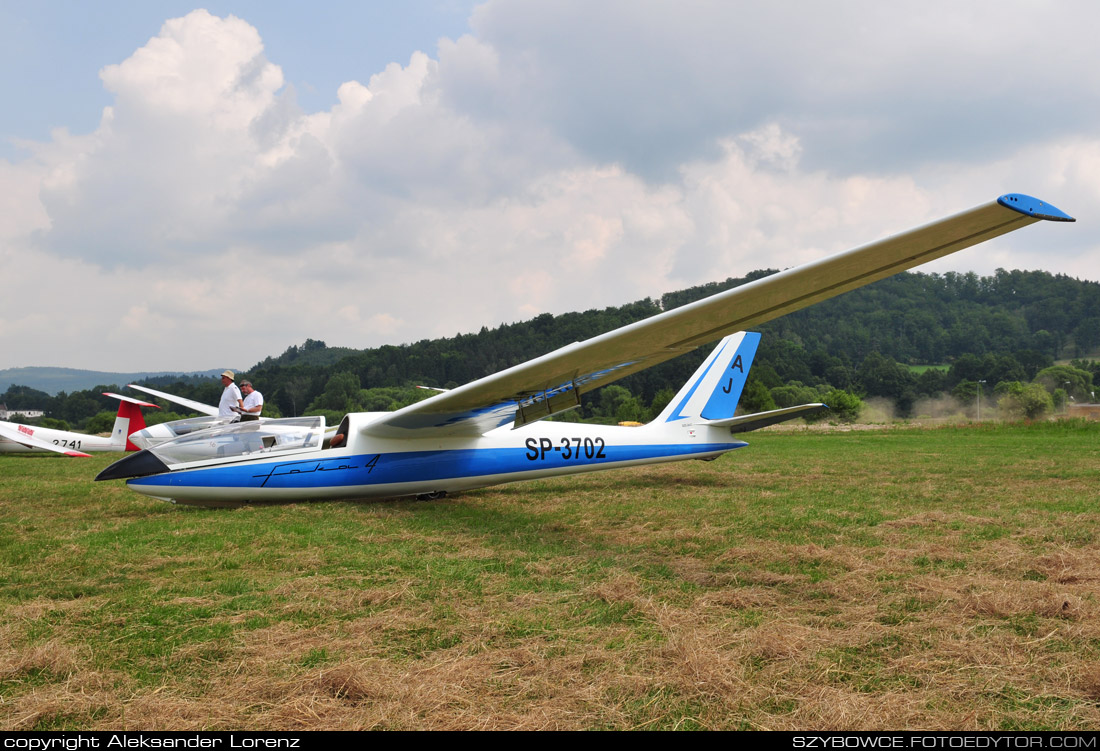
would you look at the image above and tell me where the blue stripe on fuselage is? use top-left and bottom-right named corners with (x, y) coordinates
top-left (127, 442), bottom-right (747, 491)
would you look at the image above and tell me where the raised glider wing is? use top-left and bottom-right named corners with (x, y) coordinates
top-left (0, 393), bottom-right (158, 457)
top-left (124, 383), bottom-right (231, 449)
top-left (127, 383), bottom-right (219, 417)
top-left (97, 194), bottom-right (1074, 506)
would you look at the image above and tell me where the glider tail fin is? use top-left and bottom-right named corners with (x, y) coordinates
top-left (103, 393), bottom-right (159, 451)
top-left (655, 331), bottom-right (761, 424)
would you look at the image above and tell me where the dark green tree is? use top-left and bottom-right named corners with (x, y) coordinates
top-left (739, 377), bottom-right (777, 414)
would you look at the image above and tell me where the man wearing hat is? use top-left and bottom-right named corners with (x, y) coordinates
top-left (218, 370), bottom-right (244, 419)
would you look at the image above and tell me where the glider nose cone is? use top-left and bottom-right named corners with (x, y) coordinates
top-left (96, 449), bottom-right (170, 481)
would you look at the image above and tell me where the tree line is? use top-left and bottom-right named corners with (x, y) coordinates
top-left (4, 268), bottom-right (1098, 432)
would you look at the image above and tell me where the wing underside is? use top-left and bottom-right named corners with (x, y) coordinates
top-left (361, 194), bottom-right (1072, 439)
top-left (128, 384), bottom-right (220, 417)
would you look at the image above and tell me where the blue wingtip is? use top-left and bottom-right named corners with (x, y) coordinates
top-left (998, 194), bottom-right (1075, 222)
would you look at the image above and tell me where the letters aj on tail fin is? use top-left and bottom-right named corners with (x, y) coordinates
top-left (657, 332), bottom-right (761, 424)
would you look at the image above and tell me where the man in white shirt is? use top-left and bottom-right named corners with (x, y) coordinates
top-left (240, 381), bottom-right (264, 422)
top-left (218, 370), bottom-right (243, 419)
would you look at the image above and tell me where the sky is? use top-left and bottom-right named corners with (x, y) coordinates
top-left (1, 1), bottom-right (1096, 373)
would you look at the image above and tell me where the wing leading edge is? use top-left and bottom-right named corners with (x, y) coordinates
top-left (127, 384), bottom-right (220, 417)
top-left (362, 194), bottom-right (1073, 439)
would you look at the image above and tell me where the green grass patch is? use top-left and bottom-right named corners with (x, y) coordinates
top-left (2, 421), bottom-right (1099, 729)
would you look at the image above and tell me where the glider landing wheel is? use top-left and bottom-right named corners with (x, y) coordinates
top-left (415, 491), bottom-right (448, 501)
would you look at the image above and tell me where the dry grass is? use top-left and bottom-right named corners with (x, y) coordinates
top-left (1, 422), bottom-right (1099, 730)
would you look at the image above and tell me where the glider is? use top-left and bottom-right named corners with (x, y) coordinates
top-left (0, 393), bottom-right (158, 457)
top-left (96, 194), bottom-right (1074, 506)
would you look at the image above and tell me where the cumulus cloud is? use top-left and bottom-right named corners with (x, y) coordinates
top-left (1, 4), bottom-right (1097, 371)
top-left (468, 0), bottom-right (1100, 176)
top-left (36, 11), bottom-right (288, 265)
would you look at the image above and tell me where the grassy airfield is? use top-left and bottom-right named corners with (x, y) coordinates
top-left (1, 421), bottom-right (1099, 730)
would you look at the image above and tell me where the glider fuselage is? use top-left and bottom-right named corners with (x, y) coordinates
top-left (123, 420), bottom-right (748, 506)
top-left (0, 421), bottom-right (119, 455)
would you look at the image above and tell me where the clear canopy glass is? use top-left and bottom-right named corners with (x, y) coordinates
top-left (151, 415), bottom-right (227, 439)
top-left (148, 416), bottom-right (325, 468)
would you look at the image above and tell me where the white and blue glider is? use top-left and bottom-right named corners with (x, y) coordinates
top-left (97, 194), bottom-right (1074, 506)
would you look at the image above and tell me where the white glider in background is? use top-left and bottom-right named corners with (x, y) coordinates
top-left (0, 393), bottom-right (158, 457)
top-left (96, 194), bottom-right (1075, 506)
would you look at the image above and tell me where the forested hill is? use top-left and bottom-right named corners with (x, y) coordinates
top-left (666, 268), bottom-right (1099, 365)
top-left (239, 268), bottom-right (1098, 417)
top-left (3, 268), bottom-right (1097, 427)
top-left (247, 300), bottom-right (667, 416)
top-left (0, 367), bottom-right (227, 396)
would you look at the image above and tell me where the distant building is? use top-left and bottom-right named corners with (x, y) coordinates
top-left (0, 404), bottom-right (45, 420)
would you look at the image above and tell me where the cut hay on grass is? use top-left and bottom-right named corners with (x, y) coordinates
top-left (1, 421), bottom-right (1099, 730)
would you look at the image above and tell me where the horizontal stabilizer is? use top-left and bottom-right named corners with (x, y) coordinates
top-left (701, 403), bottom-right (828, 433)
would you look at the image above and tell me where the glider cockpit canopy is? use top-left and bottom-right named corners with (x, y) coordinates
top-left (151, 416), bottom-right (325, 468)
top-left (96, 416), bottom-right (326, 481)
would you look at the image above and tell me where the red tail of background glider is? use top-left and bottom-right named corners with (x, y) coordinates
top-left (103, 393), bottom-right (158, 451)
